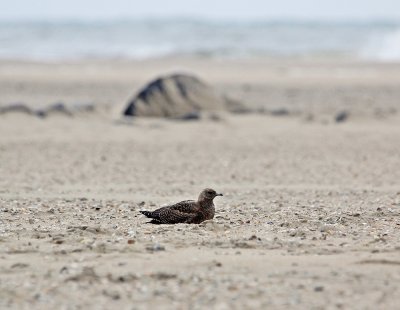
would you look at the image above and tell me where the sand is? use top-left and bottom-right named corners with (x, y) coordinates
top-left (1, 58), bottom-right (400, 309)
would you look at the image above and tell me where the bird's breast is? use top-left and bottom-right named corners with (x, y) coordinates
top-left (201, 204), bottom-right (215, 220)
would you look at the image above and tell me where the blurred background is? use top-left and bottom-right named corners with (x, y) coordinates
top-left (0, 0), bottom-right (400, 62)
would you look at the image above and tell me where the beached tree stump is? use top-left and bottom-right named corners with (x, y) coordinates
top-left (123, 73), bottom-right (242, 118)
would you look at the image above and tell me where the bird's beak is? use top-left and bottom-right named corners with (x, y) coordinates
top-left (216, 193), bottom-right (223, 196)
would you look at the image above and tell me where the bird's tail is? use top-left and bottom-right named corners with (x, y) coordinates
top-left (140, 210), bottom-right (154, 218)
top-left (140, 210), bottom-right (163, 224)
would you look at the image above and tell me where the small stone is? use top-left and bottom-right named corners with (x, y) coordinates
top-left (102, 290), bottom-right (120, 300)
top-left (178, 111), bottom-right (201, 121)
top-left (335, 111), bottom-right (349, 123)
top-left (314, 286), bottom-right (324, 292)
top-left (146, 244), bottom-right (165, 252)
top-left (150, 272), bottom-right (176, 280)
top-left (60, 266), bottom-right (68, 274)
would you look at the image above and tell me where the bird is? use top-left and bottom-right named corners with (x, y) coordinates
top-left (140, 188), bottom-right (223, 224)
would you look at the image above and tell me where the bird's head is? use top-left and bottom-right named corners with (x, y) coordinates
top-left (199, 188), bottom-right (223, 201)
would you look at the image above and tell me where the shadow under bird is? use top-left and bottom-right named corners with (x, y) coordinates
top-left (140, 188), bottom-right (223, 224)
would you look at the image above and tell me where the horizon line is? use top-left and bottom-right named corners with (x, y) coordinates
top-left (1, 15), bottom-right (400, 24)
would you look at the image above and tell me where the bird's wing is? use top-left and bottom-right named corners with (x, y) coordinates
top-left (148, 200), bottom-right (198, 224)
top-left (158, 207), bottom-right (197, 224)
top-left (168, 200), bottom-right (198, 213)
top-left (149, 200), bottom-right (195, 217)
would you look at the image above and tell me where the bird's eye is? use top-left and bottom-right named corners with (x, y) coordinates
top-left (208, 191), bottom-right (214, 194)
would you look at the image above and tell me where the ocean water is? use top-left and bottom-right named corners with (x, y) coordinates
top-left (0, 19), bottom-right (399, 61)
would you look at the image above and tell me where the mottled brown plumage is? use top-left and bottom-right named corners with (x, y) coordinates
top-left (140, 188), bottom-right (223, 224)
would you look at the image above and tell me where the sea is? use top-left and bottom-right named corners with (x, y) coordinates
top-left (0, 18), bottom-right (399, 61)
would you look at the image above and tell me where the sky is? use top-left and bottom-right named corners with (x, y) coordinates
top-left (0, 0), bottom-right (399, 21)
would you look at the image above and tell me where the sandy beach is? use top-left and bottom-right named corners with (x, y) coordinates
top-left (1, 58), bottom-right (400, 309)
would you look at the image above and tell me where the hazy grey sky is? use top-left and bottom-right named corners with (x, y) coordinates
top-left (1, 0), bottom-right (399, 21)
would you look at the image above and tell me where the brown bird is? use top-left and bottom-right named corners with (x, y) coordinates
top-left (140, 188), bottom-right (223, 224)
